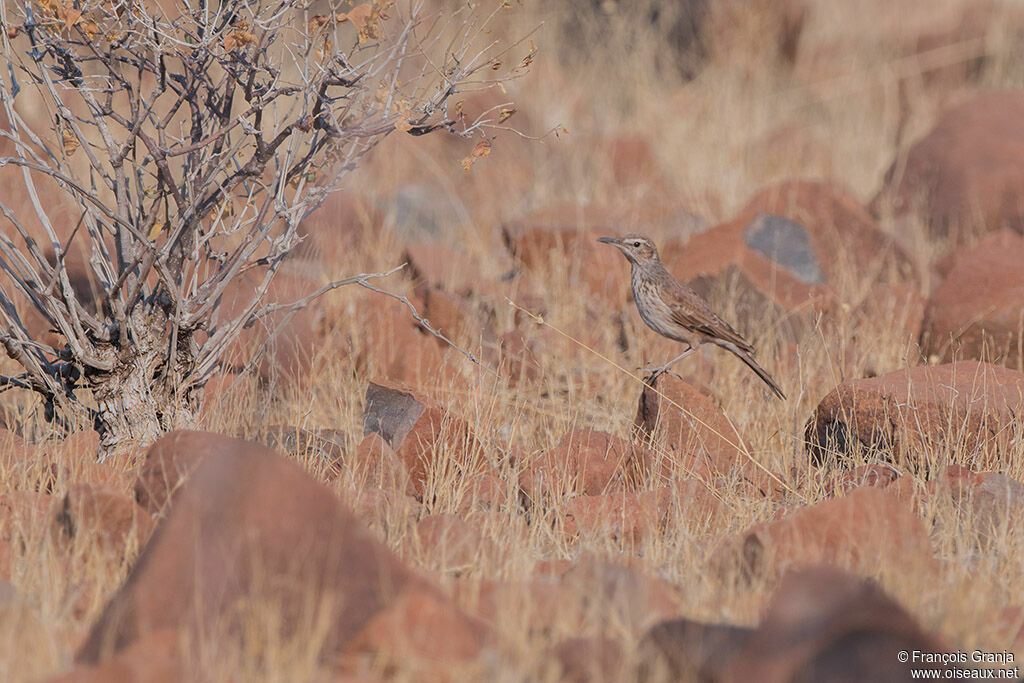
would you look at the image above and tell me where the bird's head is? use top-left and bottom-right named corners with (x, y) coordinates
top-left (596, 234), bottom-right (659, 266)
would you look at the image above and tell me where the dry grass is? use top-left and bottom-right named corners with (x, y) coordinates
top-left (3, 0), bottom-right (1024, 680)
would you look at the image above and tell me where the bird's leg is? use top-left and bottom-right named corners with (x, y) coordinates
top-left (642, 346), bottom-right (695, 381)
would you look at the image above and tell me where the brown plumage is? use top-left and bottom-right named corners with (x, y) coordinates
top-left (598, 234), bottom-right (786, 399)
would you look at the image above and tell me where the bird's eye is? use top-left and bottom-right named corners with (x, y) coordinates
top-left (633, 241), bottom-right (641, 247)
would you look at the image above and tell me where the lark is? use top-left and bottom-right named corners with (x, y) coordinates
top-left (598, 234), bottom-right (786, 399)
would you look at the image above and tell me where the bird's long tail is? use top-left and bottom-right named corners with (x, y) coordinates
top-left (717, 341), bottom-right (786, 400)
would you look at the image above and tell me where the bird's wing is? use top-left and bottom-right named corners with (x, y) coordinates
top-left (663, 280), bottom-right (755, 353)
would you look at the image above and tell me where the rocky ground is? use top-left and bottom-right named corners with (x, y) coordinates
top-left (4, 0), bottom-right (1024, 680)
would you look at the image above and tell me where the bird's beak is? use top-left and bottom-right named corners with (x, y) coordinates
top-left (596, 237), bottom-right (618, 245)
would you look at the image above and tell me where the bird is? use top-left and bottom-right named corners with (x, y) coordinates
top-left (597, 234), bottom-right (786, 399)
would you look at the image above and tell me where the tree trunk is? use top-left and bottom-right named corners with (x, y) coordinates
top-left (87, 318), bottom-right (201, 458)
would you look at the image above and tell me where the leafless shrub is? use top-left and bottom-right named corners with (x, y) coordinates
top-left (0, 0), bottom-right (530, 453)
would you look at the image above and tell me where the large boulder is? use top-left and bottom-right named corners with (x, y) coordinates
top-left (805, 361), bottom-right (1024, 470)
top-left (47, 630), bottom-right (182, 683)
top-left (875, 91), bottom-right (1024, 242)
top-left (921, 231), bottom-right (1024, 367)
top-left (663, 181), bottom-right (911, 337)
top-left (640, 565), bottom-right (953, 682)
top-left (79, 432), bottom-right (480, 670)
top-left (133, 430), bottom-right (248, 513)
top-left (715, 487), bottom-right (935, 581)
top-left (725, 566), bottom-right (954, 681)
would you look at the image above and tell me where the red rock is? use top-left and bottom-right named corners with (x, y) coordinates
top-left (724, 566), bottom-right (954, 682)
top-left (39, 429), bottom-right (100, 459)
top-left (934, 465), bottom-right (1024, 537)
top-left (52, 483), bottom-right (154, 552)
top-left (414, 514), bottom-right (483, 573)
top-left (509, 291), bottom-right (547, 329)
top-left (876, 91), bottom-right (1024, 241)
top-left (263, 424), bottom-right (347, 477)
top-left (363, 380), bottom-right (479, 497)
top-left (993, 606), bottom-right (1024, 652)
top-left (349, 487), bottom-right (418, 530)
top-left (519, 429), bottom-right (647, 503)
top-left (719, 487), bottom-right (935, 580)
top-left (532, 559), bottom-right (574, 577)
top-left (563, 490), bottom-right (665, 546)
top-left (922, 231), bottom-right (1024, 367)
top-left (402, 244), bottom-right (485, 297)
top-left (456, 577), bottom-right (569, 629)
top-left (664, 182), bottom-right (910, 326)
top-left (196, 371), bottom-right (254, 426)
top-left (552, 637), bottom-right (626, 683)
top-left (79, 432), bottom-right (420, 667)
top-left (347, 585), bottom-right (488, 672)
top-left (563, 484), bottom-right (724, 545)
top-left (417, 285), bottom-right (478, 345)
top-left (351, 433), bottom-right (412, 494)
top-left (133, 431), bottom-right (238, 513)
top-left (638, 617), bottom-right (752, 681)
top-left (805, 361), bottom-right (1024, 470)
top-left (218, 269), bottom-right (324, 384)
top-left (0, 540), bottom-right (11, 580)
top-left (634, 375), bottom-right (776, 494)
top-left (350, 297), bottom-right (448, 387)
top-left (0, 491), bottom-right (52, 543)
top-left (458, 472), bottom-right (510, 511)
top-left (0, 431), bottom-right (58, 493)
top-left (502, 216), bottom-right (630, 308)
top-left (0, 429), bottom-right (30, 469)
top-left (47, 629), bottom-right (181, 683)
top-left (558, 559), bottom-right (680, 630)
top-left (37, 431), bottom-right (134, 492)
top-left (295, 191), bottom-right (381, 266)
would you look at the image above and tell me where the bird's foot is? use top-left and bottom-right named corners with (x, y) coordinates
top-left (639, 362), bottom-right (683, 384)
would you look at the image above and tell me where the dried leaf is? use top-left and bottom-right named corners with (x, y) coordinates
top-left (6, 26), bottom-right (19, 39)
top-left (308, 14), bottom-right (330, 32)
top-left (316, 37), bottom-right (331, 62)
top-left (147, 221), bottom-right (164, 241)
top-left (63, 8), bottom-right (81, 29)
top-left (520, 40), bottom-right (536, 69)
top-left (80, 19), bottom-right (100, 39)
top-left (498, 108), bottom-right (516, 124)
top-left (394, 101), bottom-right (413, 132)
top-left (224, 22), bottom-right (255, 50)
top-left (347, 3), bottom-right (374, 42)
top-left (61, 125), bottom-right (79, 157)
top-left (460, 140), bottom-right (491, 173)
top-left (490, 58), bottom-right (501, 70)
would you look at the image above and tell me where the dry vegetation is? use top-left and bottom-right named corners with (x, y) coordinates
top-left (3, 0), bottom-right (1024, 680)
